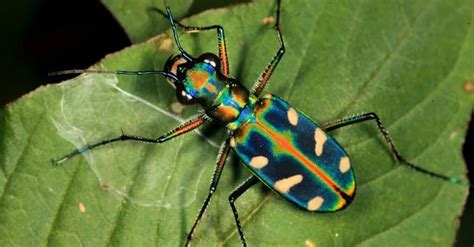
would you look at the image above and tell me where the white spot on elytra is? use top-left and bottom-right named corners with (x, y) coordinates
top-left (339, 157), bottom-right (350, 173)
top-left (274, 175), bottom-right (303, 193)
top-left (287, 107), bottom-right (298, 126)
top-left (307, 196), bottom-right (324, 211)
top-left (249, 156), bottom-right (269, 168)
top-left (314, 128), bottom-right (327, 156)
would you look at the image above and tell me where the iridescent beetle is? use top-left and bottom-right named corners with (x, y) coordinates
top-left (53, 0), bottom-right (466, 245)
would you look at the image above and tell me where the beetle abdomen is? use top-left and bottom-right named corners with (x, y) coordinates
top-left (232, 95), bottom-right (355, 212)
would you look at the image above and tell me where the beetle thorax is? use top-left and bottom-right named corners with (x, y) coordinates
top-left (183, 62), bottom-right (224, 106)
top-left (206, 80), bottom-right (251, 125)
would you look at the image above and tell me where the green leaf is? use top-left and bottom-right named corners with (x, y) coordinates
top-left (101, 0), bottom-right (194, 43)
top-left (101, 0), bottom-right (248, 43)
top-left (1, 0), bottom-right (472, 246)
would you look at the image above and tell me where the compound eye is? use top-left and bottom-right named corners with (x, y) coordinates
top-left (199, 53), bottom-right (220, 69)
top-left (164, 55), bottom-right (187, 86)
top-left (176, 87), bottom-right (195, 105)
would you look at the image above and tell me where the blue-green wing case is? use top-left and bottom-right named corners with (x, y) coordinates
top-left (232, 95), bottom-right (355, 211)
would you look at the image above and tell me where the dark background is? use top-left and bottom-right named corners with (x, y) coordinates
top-left (1, 0), bottom-right (472, 245)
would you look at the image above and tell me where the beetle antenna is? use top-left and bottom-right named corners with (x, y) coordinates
top-left (163, 0), bottom-right (193, 61)
top-left (49, 69), bottom-right (180, 81)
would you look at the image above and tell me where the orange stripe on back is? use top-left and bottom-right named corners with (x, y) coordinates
top-left (257, 122), bottom-right (341, 194)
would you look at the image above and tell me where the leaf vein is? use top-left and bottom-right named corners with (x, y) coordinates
top-left (44, 163), bottom-right (83, 246)
top-left (285, 0), bottom-right (328, 100)
top-left (355, 183), bottom-right (444, 246)
top-left (337, 0), bottom-right (434, 117)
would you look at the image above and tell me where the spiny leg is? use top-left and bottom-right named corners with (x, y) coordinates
top-left (228, 176), bottom-right (260, 246)
top-left (151, 8), bottom-right (230, 76)
top-left (158, 114), bottom-right (209, 142)
top-left (322, 112), bottom-right (465, 185)
top-left (185, 138), bottom-right (231, 246)
top-left (251, 0), bottom-right (285, 97)
top-left (53, 114), bottom-right (208, 165)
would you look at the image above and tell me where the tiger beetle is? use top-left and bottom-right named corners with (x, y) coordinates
top-left (52, 0), bottom-right (468, 245)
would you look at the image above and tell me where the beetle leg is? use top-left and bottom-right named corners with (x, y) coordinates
top-left (322, 112), bottom-right (463, 184)
top-left (251, 0), bottom-right (285, 97)
top-left (229, 176), bottom-right (260, 246)
top-left (185, 138), bottom-right (231, 246)
top-left (52, 114), bottom-right (208, 165)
